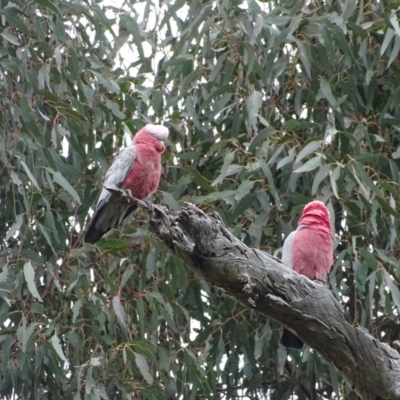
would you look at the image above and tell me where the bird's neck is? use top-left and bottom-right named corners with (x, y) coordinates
top-left (298, 217), bottom-right (331, 233)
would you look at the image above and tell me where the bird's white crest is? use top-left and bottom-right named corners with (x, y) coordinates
top-left (145, 124), bottom-right (169, 140)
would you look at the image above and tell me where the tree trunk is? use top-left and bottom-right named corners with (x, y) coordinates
top-left (141, 202), bottom-right (400, 400)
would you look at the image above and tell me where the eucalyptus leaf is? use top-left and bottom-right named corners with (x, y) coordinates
top-left (46, 168), bottom-right (81, 204)
top-left (23, 262), bottom-right (43, 302)
top-left (293, 155), bottom-right (322, 173)
top-left (112, 295), bottom-right (127, 330)
top-left (135, 352), bottom-right (154, 385)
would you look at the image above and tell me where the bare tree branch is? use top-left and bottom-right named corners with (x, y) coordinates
top-left (140, 202), bottom-right (400, 400)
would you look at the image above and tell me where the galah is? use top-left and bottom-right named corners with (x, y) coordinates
top-left (84, 124), bottom-right (169, 244)
top-left (280, 200), bottom-right (333, 349)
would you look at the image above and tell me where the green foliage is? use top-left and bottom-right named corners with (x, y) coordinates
top-left (1, 0), bottom-right (400, 398)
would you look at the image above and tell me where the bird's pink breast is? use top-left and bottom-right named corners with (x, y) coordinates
top-left (122, 144), bottom-right (162, 199)
top-left (292, 227), bottom-right (333, 280)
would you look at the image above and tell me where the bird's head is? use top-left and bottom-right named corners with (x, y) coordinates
top-left (298, 200), bottom-right (331, 229)
top-left (134, 124), bottom-right (169, 152)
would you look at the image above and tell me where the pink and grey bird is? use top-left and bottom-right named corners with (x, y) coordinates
top-left (280, 200), bottom-right (333, 349)
top-left (84, 124), bottom-right (169, 244)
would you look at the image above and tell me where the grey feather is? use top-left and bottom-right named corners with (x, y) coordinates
top-left (282, 230), bottom-right (296, 269)
top-left (280, 229), bottom-right (303, 349)
top-left (96, 145), bottom-right (136, 209)
top-left (84, 144), bottom-right (136, 244)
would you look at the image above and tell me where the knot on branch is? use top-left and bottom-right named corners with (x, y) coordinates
top-left (177, 203), bottom-right (233, 246)
top-left (393, 340), bottom-right (400, 354)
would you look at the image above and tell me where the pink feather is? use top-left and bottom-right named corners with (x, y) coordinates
top-left (280, 200), bottom-right (334, 348)
top-left (122, 127), bottom-right (166, 199)
top-left (291, 201), bottom-right (333, 280)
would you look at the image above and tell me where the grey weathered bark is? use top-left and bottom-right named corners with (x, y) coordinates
top-left (137, 200), bottom-right (400, 400)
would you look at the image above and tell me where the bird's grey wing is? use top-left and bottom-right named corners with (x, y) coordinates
top-left (282, 230), bottom-right (297, 269)
top-left (84, 145), bottom-right (137, 244)
top-left (96, 145), bottom-right (136, 208)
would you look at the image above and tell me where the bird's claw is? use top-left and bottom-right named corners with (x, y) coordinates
top-left (121, 189), bottom-right (135, 203)
top-left (239, 273), bottom-right (250, 284)
top-left (143, 199), bottom-right (153, 209)
top-left (104, 185), bottom-right (136, 204)
top-left (243, 281), bottom-right (256, 294)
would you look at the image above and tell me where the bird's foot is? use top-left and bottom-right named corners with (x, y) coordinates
top-left (141, 198), bottom-right (153, 211)
top-left (121, 188), bottom-right (135, 203)
top-left (104, 185), bottom-right (137, 204)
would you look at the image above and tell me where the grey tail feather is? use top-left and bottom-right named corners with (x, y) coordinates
top-left (84, 203), bottom-right (137, 244)
top-left (280, 328), bottom-right (304, 349)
